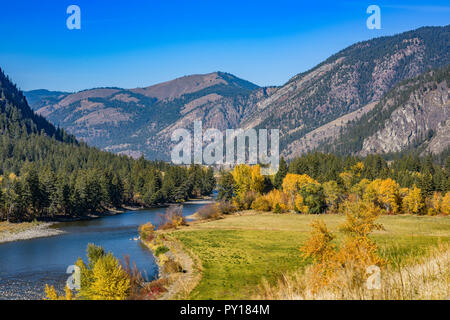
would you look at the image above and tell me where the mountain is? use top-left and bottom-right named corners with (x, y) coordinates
top-left (25, 25), bottom-right (450, 160)
top-left (241, 25), bottom-right (450, 156)
top-left (26, 72), bottom-right (270, 159)
top-left (319, 65), bottom-right (450, 157)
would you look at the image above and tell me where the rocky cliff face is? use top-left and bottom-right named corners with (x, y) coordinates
top-left (360, 75), bottom-right (449, 156)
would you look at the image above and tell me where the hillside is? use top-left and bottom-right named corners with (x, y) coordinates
top-left (320, 65), bottom-right (450, 156)
top-left (26, 72), bottom-right (268, 159)
top-left (241, 25), bottom-right (450, 155)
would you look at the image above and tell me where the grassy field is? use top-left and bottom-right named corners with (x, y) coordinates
top-left (169, 212), bottom-right (450, 300)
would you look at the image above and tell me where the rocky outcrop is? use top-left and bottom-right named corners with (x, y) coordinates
top-left (360, 79), bottom-right (449, 156)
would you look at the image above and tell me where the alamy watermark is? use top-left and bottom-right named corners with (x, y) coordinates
top-left (366, 265), bottom-right (381, 290)
top-left (171, 121), bottom-right (280, 175)
top-left (67, 5), bottom-right (81, 30)
top-left (66, 265), bottom-right (81, 290)
top-left (367, 5), bottom-right (381, 30)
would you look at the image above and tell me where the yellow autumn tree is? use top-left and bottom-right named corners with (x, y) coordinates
top-left (294, 194), bottom-right (309, 213)
top-left (339, 172), bottom-right (353, 192)
top-left (252, 189), bottom-right (290, 213)
top-left (302, 200), bottom-right (385, 293)
top-left (427, 192), bottom-right (443, 216)
top-left (442, 192), bottom-right (450, 216)
top-left (301, 220), bottom-right (337, 291)
top-left (282, 173), bottom-right (319, 197)
top-left (322, 180), bottom-right (343, 212)
top-left (350, 162), bottom-right (364, 177)
top-left (232, 165), bottom-right (264, 196)
top-left (90, 253), bottom-right (130, 300)
top-left (363, 178), bottom-right (400, 214)
top-left (402, 186), bottom-right (424, 214)
top-left (44, 285), bottom-right (74, 300)
top-left (350, 178), bottom-right (371, 200)
top-left (250, 165), bottom-right (265, 194)
top-left (378, 178), bottom-right (401, 214)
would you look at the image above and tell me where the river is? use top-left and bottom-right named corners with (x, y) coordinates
top-left (0, 200), bottom-right (210, 300)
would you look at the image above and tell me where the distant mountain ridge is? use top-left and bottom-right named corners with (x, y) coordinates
top-left (25, 25), bottom-right (450, 160)
top-left (26, 72), bottom-right (266, 159)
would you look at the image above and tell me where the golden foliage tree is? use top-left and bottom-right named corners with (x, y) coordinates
top-left (301, 200), bottom-right (385, 293)
top-left (251, 189), bottom-right (290, 213)
top-left (90, 253), bottom-right (131, 300)
top-left (322, 180), bottom-right (343, 212)
top-left (442, 192), bottom-right (450, 216)
top-left (282, 173), bottom-right (319, 196)
top-left (401, 186), bottom-right (424, 214)
top-left (44, 285), bottom-right (74, 300)
top-left (427, 192), bottom-right (443, 216)
top-left (363, 178), bottom-right (400, 214)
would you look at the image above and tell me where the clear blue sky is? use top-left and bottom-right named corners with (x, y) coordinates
top-left (1, 0), bottom-right (449, 92)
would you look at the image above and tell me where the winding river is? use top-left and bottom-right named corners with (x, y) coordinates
top-left (0, 200), bottom-right (210, 300)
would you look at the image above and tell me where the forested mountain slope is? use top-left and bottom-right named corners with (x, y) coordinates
top-left (320, 65), bottom-right (450, 157)
top-left (0, 68), bottom-right (215, 222)
top-left (241, 25), bottom-right (450, 154)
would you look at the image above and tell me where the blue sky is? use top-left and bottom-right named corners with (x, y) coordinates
top-left (1, 0), bottom-right (449, 92)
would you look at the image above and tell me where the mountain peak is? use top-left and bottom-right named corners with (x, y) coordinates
top-left (130, 71), bottom-right (259, 100)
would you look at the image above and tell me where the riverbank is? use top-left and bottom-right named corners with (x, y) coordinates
top-left (0, 221), bottom-right (64, 244)
top-left (0, 205), bottom-right (146, 244)
top-left (141, 234), bottom-right (202, 300)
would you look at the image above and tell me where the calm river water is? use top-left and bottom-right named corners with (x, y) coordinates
top-left (0, 200), bottom-right (210, 300)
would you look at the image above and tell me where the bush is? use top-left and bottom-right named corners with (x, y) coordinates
top-left (162, 258), bottom-right (183, 274)
top-left (233, 191), bottom-right (257, 210)
top-left (217, 201), bottom-right (237, 215)
top-left (158, 205), bottom-right (186, 230)
top-left (265, 189), bottom-right (290, 213)
top-left (142, 278), bottom-right (168, 300)
top-left (251, 196), bottom-right (271, 212)
top-left (138, 222), bottom-right (155, 242)
top-left (197, 204), bottom-right (221, 220)
top-left (155, 245), bottom-right (170, 256)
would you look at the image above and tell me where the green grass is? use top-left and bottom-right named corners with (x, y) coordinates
top-left (170, 213), bottom-right (450, 300)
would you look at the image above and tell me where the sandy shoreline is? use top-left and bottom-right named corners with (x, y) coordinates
top-left (0, 222), bottom-right (65, 244)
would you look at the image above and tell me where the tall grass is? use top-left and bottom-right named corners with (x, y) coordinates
top-left (255, 244), bottom-right (449, 300)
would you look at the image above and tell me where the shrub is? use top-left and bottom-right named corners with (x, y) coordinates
top-left (138, 222), bottom-right (155, 242)
top-left (217, 201), bottom-right (237, 215)
top-left (142, 278), bottom-right (168, 300)
top-left (265, 189), bottom-right (290, 213)
top-left (155, 245), bottom-right (170, 256)
top-left (251, 196), bottom-right (271, 212)
top-left (233, 190), bottom-right (257, 210)
top-left (197, 204), bottom-right (221, 220)
top-left (294, 194), bottom-right (309, 213)
top-left (162, 258), bottom-right (183, 274)
top-left (158, 205), bottom-right (186, 230)
top-left (301, 200), bottom-right (385, 292)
